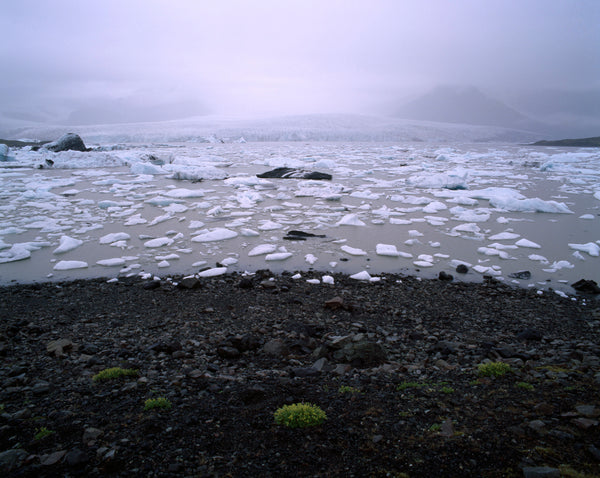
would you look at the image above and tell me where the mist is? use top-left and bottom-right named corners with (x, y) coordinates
top-left (1, 0), bottom-right (599, 134)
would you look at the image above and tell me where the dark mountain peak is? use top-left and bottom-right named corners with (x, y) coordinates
top-left (396, 85), bottom-right (526, 128)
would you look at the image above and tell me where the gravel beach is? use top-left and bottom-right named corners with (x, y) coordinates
top-left (1, 271), bottom-right (599, 477)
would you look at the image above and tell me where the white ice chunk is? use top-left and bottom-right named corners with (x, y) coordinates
top-left (413, 260), bottom-right (434, 267)
top-left (241, 228), bottom-right (260, 237)
top-left (0, 242), bottom-right (49, 263)
top-left (53, 235), bottom-right (83, 254)
top-left (97, 258), bottom-right (127, 267)
top-left (568, 242), bottom-right (600, 257)
top-left (528, 254), bottom-right (549, 263)
top-left (376, 244), bottom-right (400, 257)
top-left (248, 244), bottom-right (277, 256)
top-left (341, 245), bottom-right (367, 256)
top-left (350, 270), bottom-right (372, 281)
top-left (422, 201), bottom-right (447, 213)
top-left (579, 214), bottom-right (594, 220)
top-left (322, 275), bottom-right (335, 284)
top-left (490, 196), bottom-right (573, 214)
top-left (515, 239), bottom-right (541, 249)
top-left (192, 228), bottom-right (238, 242)
top-left (305, 254), bottom-right (318, 265)
top-left (164, 188), bottom-right (206, 198)
top-left (336, 214), bottom-right (366, 226)
top-left (258, 220), bottom-right (283, 231)
top-left (189, 220), bottom-right (206, 229)
top-left (408, 230), bottom-right (423, 237)
top-left (306, 279), bottom-right (320, 284)
top-left (198, 267), bottom-right (228, 277)
top-left (488, 231), bottom-right (520, 241)
top-left (144, 237), bottom-right (174, 248)
top-left (53, 260), bottom-right (88, 270)
top-left (265, 252), bottom-right (293, 261)
top-left (124, 214), bottom-right (147, 226)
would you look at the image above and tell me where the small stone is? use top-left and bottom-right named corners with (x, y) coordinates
top-left (46, 338), bottom-right (73, 357)
top-left (217, 346), bottom-right (240, 359)
top-left (83, 427), bottom-right (103, 446)
top-left (333, 364), bottom-right (351, 375)
top-left (292, 367), bottom-right (320, 378)
top-left (31, 380), bottom-right (51, 395)
top-left (237, 278), bottom-right (254, 289)
top-left (40, 450), bottom-right (67, 466)
top-left (372, 434), bottom-right (383, 444)
top-left (311, 357), bottom-right (328, 372)
top-left (143, 280), bottom-right (161, 290)
top-left (324, 296), bottom-right (352, 311)
top-left (177, 277), bottom-right (201, 289)
top-left (0, 448), bottom-right (28, 471)
top-left (588, 444), bottom-right (600, 461)
top-left (522, 467), bottom-right (560, 478)
top-left (260, 280), bottom-right (277, 290)
top-left (575, 405), bottom-right (597, 417)
top-left (64, 448), bottom-right (88, 466)
top-left (456, 264), bottom-right (468, 274)
top-left (528, 420), bottom-right (546, 432)
top-left (516, 328), bottom-right (543, 341)
top-left (262, 339), bottom-right (287, 356)
top-left (440, 418), bottom-right (454, 437)
top-left (572, 417), bottom-right (598, 429)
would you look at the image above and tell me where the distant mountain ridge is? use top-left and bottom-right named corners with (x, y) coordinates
top-left (533, 136), bottom-right (600, 147)
top-left (395, 86), bottom-right (532, 130)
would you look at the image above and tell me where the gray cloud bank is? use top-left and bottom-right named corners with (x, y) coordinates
top-left (1, 1), bottom-right (598, 136)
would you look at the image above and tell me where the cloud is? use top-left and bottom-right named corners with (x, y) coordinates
top-left (1, 0), bottom-right (599, 119)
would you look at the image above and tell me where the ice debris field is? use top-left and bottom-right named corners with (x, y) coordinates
top-left (1, 137), bottom-right (599, 296)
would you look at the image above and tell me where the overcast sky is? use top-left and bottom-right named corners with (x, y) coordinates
top-left (1, 0), bottom-right (599, 118)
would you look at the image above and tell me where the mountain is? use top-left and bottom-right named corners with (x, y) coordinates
top-left (394, 85), bottom-right (531, 130)
top-left (532, 136), bottom-right (600, 147)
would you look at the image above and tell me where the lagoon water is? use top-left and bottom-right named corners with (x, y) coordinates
top-left (1, 126), bottom-right (598, 295)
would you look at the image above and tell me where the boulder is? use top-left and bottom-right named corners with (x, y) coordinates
top-left (44, 133), bottom-right (88, 152)
top-left (571, 279), bottom-right (600, 294)
top-left (257, 167), bottom-right (332, 180)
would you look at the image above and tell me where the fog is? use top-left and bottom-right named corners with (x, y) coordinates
top-left (1, 0), bottom-right (599, 131)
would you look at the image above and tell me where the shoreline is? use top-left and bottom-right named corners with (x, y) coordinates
top-left (1, 269), bottom-right (599, 475)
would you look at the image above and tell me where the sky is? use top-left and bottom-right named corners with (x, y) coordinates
top-left (1, 0), bottom-right (599, 121)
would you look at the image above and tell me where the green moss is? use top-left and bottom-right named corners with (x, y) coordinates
top-left (34, 427), bottom-right (55, 440)
top-left (92, 367), bottom-right (139, 382)
top-left (428, 423), bottom-right (442, 432)
top-left (516, 381), bottom-right (534, 391)
top-left (338, 385), bottom-right (362, 394)
top-left (396, 381), bottom-right (424, 391)
top-left (274, 403), bottom-right (327, 428)
top-left (477, 362), bottom-right (511, 377)
top-left (440, 386), bottom-right (455, 394)
top-left (144, 397), bottom-right (172, 411)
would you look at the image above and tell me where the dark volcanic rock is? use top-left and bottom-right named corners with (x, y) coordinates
top-left (257, 167), bottom-right (332, 180)
top-left (572, 279), bottom-right (600, 294)
top-left (44, 133), bottom-right (88, 152)
top-left (438, 271), bottom-right (454, 281)
top-left (456, 264), bottom-right (469, 274)
top-left (509, 270), bottom-right (531, 280)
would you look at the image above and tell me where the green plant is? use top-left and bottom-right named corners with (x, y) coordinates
top-left (428, 423), bottom-right (442, 432)
top-left (144, 397), bottom-right (172, 411)
top-left (477, 362), bottom-right (511, 377)
top-left (0, 404), bottom-right (5, 412)
top-left (516, 381), bottom-right (534, 391)
top-left (338, 385), bottom-right (362, 394)
top-left (440, 386), bottom-right (455, 394)
top-left (396, 381), bottom-right (424, 391)
top-left (274, 403), bottom-right (327, 428)
top-left (93, 367), bottom-right (139, 382)
top-left (34, 427), bottom-right (55, 440)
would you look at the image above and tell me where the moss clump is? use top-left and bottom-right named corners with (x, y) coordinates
top-left (477, 362), bottom-right (511, 377)
top-left (144, 397), bottom-right (172, 411)
top-left (92, 367), bottom-right (139, 382)
top-left (274, 403), bottom-right (327, 428)
top-left (338, 385), bottom-right (362, 394)
top-left (34, 427), bottom-right (55, 440)
top-left (516, 381), bottom-right (534, 391)
top-left (396, 381), bottom-right (424, 391)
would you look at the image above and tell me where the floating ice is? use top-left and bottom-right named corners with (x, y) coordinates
top-left (408, 230), bottom-right (423, 237)
top-left (96, 258), bottom-right (126, 267)
top-left (422, 201), bottom-right (447, 213)
top-left (488, 231), bottom-right (520, 241)
top-left (568, 242), bottom-right (600, 257)
top-left (528, 254), bottom-right (549, 263)
top-left (341, 245), bottom-right (367, 256)
top-left (164, 188), bottom-right (206, 198)
top-left (265, 252), bottom-right (293, 261)
top-left (258, 220), bottom-right (283, 231)
top-left (192, 228), bottom-right (238, 242)
top-left (305, 254), bottom-right (318, 265)
top-left (376, 244), bottom-right (400, 257)
top-left (579, 214), bottom-right (594, 220)
top-left (516, 239), bottom-right (541, 249)
top-left (241, 228), bottom-right (260, 237)
top-left (99, 232), bottom-right (131, 244)
top-left (0, 242), bottom-right (50, 263)
top-left (337, 214), bottom-right (366, 226)
top-left (144, 237), bottom-right (174, 248)
top-left (544, 260), bottom-right (574, 272)
top-left (477, 247), bottom-right (510, 259)
top-left (407, 171), bottom-right (468, 190)
top-left (53, 235), bottom-right (83, 254)
top-left (166, 164), bottom-right (227, 181)
top-left (490, 196), bottom-right (573, 214)
top-left (248, 244), bottom-right (277, 256)
top-left (53, 260), bottom-right (88, 270)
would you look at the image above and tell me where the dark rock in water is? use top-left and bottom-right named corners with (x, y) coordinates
top-left (438, 271), bottom-right (453, 281)
top-left (143, 280), bottom-right (161, 290)
top-left (516, 328), bottom-right (543, 341)
top-left (283, 230), bottom-right (326, 241)
top-left (456, 264), bottom-right (469, 274)
top-left (257, 167), bottom-right (332, 180)
top-left (509, 270), bottom-right (531, 280)
top-left (44, 133), bottom-right (89, 152)
top-left (571, 279), bottom-right (600, 294)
